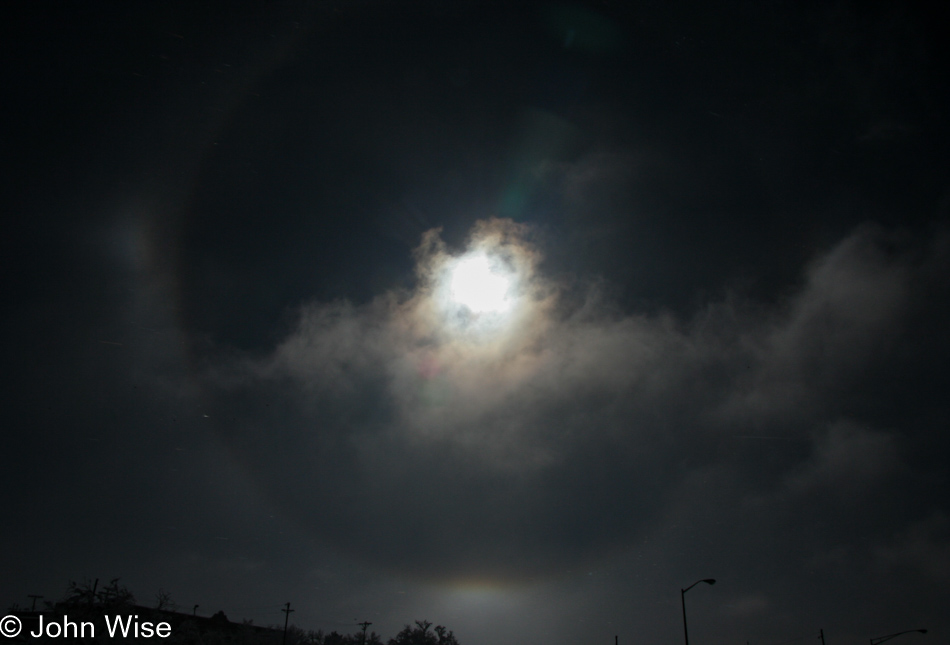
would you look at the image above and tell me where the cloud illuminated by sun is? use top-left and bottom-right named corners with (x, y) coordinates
top-left (447, 252), bottom-right (514, 315)
top-left (372, 218), bottom-right (559, 467)
top-left (411, 218), bottom-right (549, 345)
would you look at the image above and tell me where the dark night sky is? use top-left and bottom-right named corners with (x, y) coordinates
top-left (3, 1), bottom-right (950, 644)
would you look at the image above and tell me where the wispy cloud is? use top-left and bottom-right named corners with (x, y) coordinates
top-left (200, 219), bottom-right (947, 583)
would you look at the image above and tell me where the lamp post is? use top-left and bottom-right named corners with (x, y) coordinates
top-left (681, 579), bottom-right (716, 645)
top-left (870, 630), bottom-right (927, 645)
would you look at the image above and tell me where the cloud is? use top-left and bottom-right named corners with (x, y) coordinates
top-left (876, 512), bottom-right (950, 583)
top-left (784, 419), bottom-right (899, 498)
top-left (199, 219), bottom-right (946, 583)
top-left (722, 593), bottom-right (770, 617)
top-left (720, 224), bottom-right (915, 423)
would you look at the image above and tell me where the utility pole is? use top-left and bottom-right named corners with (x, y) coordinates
top-left (820, 629), bottom-right (826, 645)
top-left (681, 578), bottom-right (716, 645)
top-left (681, 588), bottom-right (689, 645)
top-left (27, 595), bottom-right (43, 612)
top-left (358, 620), bottom-right (372, 645)
top-left (282, 602), bottom-right (295, 645)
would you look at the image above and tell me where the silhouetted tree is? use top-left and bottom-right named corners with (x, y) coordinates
top-left (286, 627), bottom-right (383, 645)
top-left (155, 588), bottom-right (176, 611)
top-left (61, 578), bottom-right (135, 610)
top-left (61, 579), bottom-right (98, 607)
top-left (433, 626), bottom-right (457, 645)
top-left (324, 631), bottom-right (349, 645)
top-left (387, 620), bottom-right (459, 645)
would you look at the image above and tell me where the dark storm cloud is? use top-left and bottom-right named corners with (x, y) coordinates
top-left (194, 217), bottom-right (950, 584)
top-left (877, 512), bottom-right (950, 584)
top-left (783, 420), bottom-right (899, 498)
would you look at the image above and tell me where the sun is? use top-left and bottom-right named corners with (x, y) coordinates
top-left (416, 219), bottom-right (541, 342)
top-left (434, 245), bottom-right (524, 336)
top-left (448, 252), bottom-right (513, 315)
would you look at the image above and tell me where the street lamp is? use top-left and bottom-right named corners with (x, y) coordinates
top-left (870, 630), bottom-right (927, 645)
top-left (681, 579), bottom-right (716, 645)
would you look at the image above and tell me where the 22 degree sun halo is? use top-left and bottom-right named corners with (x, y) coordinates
top-left (448, 252), bottom-right (513, 315)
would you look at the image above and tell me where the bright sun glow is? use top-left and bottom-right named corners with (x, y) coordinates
top-left (448, 252), bottom-right (513, 315)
